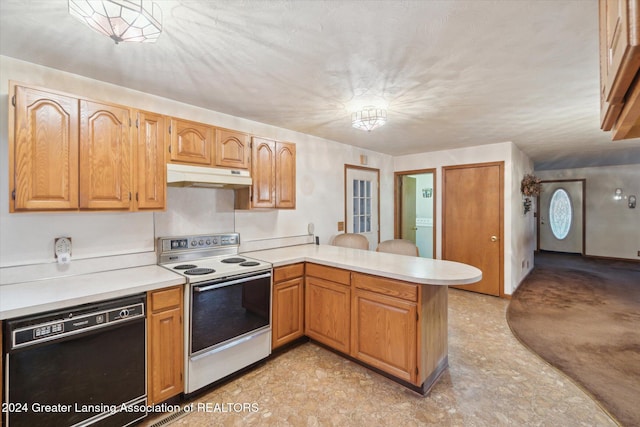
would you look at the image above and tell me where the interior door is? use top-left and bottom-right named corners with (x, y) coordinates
top-left (401, 176), bottom-right (417, 244)
top-left (443, 162), bottom-right (503, 296)
top-left (539, 180), bottom-right (584, 254)
top-left (345, 166), bottom-right (380, 250)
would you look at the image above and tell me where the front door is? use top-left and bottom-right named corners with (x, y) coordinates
top-left (538, 180), bottom-right (584, 254)
top-left (443, 162), bottom-right (503, 296)
top-left (345, 165), bottom-right (380, 250)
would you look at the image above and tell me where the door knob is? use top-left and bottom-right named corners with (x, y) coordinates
top-left (490, 235), bottom-right (498, 242)
top-left (412, 227), bottom-right (418, 231)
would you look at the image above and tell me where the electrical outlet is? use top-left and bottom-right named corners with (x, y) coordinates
top-left (637, 250), bottom-right (640, 257)
top-left (521, 260), bottom-right (525, 269)
top-left (54, 237), bottom-right (72, 258)
top-left (337, 221), bottom-right (344, 231)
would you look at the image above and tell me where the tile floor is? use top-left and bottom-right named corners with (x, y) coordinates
top-left (144, 288), bottom-right (617, 426)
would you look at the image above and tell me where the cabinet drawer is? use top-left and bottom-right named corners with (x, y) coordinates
top-left (274, 263), bottom-right (305, 283)
top-left (352, 273), bottom-right (418, 302)
top-left (149, 286), bottom-right (182, 312)
top-left (306, 263), bottom-right (350, 285)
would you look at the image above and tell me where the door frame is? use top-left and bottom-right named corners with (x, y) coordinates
top-left (344, 164), bottom-right (381, 245)
top-left (393, 169), bottom-right (437, 256)
top-left (442, 161), bottom-right (504, 297)
top-left (536, 179), bottom-right (586, 254)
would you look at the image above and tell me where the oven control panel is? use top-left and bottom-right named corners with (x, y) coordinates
top-left (159, 233), bottom-right (239, 252)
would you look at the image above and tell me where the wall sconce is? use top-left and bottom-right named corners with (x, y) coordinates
top-left (614, 188), bottom-right (623, 200)
top-left (629, 195), bottom-right (637, 209)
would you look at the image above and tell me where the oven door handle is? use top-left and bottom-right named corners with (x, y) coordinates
top-left (193, 272), bottom-right (272, 293)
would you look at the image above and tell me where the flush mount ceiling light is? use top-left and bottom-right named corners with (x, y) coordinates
top-left (352, 107), bottom-right (387, 132)
top-left (68, 0), bottom-right (162, 44)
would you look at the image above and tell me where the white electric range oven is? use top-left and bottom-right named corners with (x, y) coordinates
top-left (157, 233), bottom-right (272, 394)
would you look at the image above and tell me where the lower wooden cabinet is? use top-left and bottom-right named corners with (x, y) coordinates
top-left (274, 262), bottom-right (448, 392)
top-left (304, 264), bottom-right (351, 354)
top-left (272, 263), bottom-right (305, 349)
top-left (147, 285), bottom-right (183, 404)
top-left (351, 288), bottom-right (417, 383)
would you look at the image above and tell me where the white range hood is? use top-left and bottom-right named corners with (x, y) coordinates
top-left (166, 163), bottom-right (252, 189)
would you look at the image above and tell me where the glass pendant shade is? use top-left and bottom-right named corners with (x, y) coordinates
top-left (352, 107), bottom-right (387, 132)
top-left (68, 0), bottom-right (162, 44)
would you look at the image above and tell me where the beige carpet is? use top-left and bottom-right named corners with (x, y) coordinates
top-left (507, 252), bottom-right (640, 427)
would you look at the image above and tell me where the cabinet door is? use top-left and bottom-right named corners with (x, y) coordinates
top-left (600, 0), bottom-right (640, 129)
top-left (148, 286), bottom-right (184, 405)
top-left (351, 288), bottom-right (417, 383)
top-left (12, 85), bottom-right (79, 211)
top-left (136, 111), bottom-right (166, 210)
top-left (79, 100), bottom-right (132, 209)
top-left (305, 276), bottom-right (350, 353)
top-left (148, 306), bottom-right (183, 404)
top-left (272, 277), bottom-right (305, 349)
top-left (169, 118), bottom-right (213, 165)
top-left (275, 141), bottom-right (296, 209)
top-left (216, 129), bottom-right (250, 169)
top-left (251, 137), bottom-right (276, 208)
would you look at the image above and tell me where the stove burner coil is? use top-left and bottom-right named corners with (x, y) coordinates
top-left (184, 268), bottom-right (216, 275)
top-left (221, 257), bottom-right (246, 264)
top-left (239, 261), bottom-right (260, 267)
top-left (174, 264), bottom-right (197, 270)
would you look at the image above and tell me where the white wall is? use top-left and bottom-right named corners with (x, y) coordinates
top-left (536, 164), bottom-right (640, 260)
top-left (0, 56), bottom-right (393, 273)
top-left (394, 142), bottom-right (535, 295)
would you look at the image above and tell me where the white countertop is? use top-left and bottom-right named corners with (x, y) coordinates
top-left (0, 244), bottom-right (480, 320)
top-left (0, 265), bottom-right (185, 320)
top-left (244, 244), bottom-right (482, 286)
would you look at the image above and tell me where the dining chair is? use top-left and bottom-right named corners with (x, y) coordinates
top-left (375, 239), bottom-right (419, 256)
top-left (332, 233), bottom-right (369, 250)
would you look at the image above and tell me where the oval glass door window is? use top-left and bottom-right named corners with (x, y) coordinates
top-left (549, 188), bottom-right (572, 239)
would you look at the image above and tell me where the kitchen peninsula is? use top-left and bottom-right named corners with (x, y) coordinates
top-left (245, 243), bottom-right (482, 394)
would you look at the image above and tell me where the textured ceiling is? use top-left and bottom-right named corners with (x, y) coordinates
top-left (2, 0), bottom-right (640, 170)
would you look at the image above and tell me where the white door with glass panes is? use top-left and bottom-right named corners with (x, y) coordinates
top-left (345, 167), bottom-right (379, 250)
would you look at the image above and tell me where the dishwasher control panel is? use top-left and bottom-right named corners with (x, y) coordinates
top-left (8, 297), bottom-right (145, 349)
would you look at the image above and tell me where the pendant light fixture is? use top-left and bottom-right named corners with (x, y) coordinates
top-left (351, 106), bottom-right (387, 132)
top-left (68, 0), bottom-right (163, 44)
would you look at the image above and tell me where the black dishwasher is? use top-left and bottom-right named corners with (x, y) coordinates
top-left (3, 294), bottom-right (147, 427)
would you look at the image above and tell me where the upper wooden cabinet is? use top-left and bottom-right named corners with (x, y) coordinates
top-left (235, 137), bottom-right (296, 209)
top-left (216, 129), bottom-right (250, 169)
top-left (250, 137), bottom-right (276, 208)
top-left (275, 141), bottom-right (296, 209)
top-left (168, 118), bottom-right (213, 166)
top-left (10, 85), bottom-right (79, 211)
top-left (599, 0), bottom-right (640, 138)
top-left (9, 82), bottom-right (166, 212)
top-left (135, 111), bottom-right (166, 210)
top-left (79, 100), bottom-right (132, 210)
